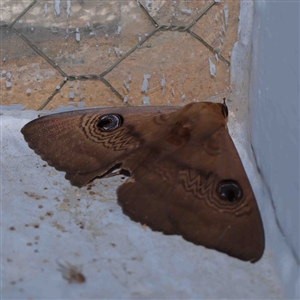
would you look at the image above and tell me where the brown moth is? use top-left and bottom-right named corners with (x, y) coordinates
top-left (21, 101), bottom-right (264, 262)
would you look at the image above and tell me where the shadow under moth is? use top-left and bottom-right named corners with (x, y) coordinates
top-left (21, 100), bottom-right (264, 262)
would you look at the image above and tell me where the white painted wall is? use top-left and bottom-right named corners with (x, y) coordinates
top-left (250, 0), bottom-right (299, 298)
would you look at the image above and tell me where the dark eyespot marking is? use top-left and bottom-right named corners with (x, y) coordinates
top-left (217, 180), bottom-right (242, 202)
top-left (97, 114), bottom-right (123, 131)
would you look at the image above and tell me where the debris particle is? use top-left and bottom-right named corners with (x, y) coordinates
top-left (116, 25), bottom-right (122, 35)
top-left (128, 73), bottom-right (132, 83)
top-left (224, 3), bottom-right (229, 28)
top-left (54, 0), bottom-right (60, 15)
top-left (209, 57), bottom-right (216, 77)
top-left (161, 74), bottom-right (166, 95)
top-left (141, 74), bottom-right (151, 93)
top-left (75, 28), bottom-right (80, 42)
top-left (43, 3), bottom-right (48, 16)
top-left (142, 96), bottom-right (150, 105)
top-left (66, 0), bottom-right (71, 16)
top-left (124, 80), bottom-right (130, 92)
top-left (181, 8), bottom-right (192, 15)
top-left (56, 260), bottom-right (86, 284)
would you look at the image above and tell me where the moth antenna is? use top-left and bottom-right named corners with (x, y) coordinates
top-left (221, 98), bottom-right (228, 118)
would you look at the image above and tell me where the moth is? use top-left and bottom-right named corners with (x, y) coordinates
top-left (21, 100), bottom-right (265, 262)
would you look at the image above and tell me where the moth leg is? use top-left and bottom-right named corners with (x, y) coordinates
top-left (100, 169), bottom-right (130, 179)
top-left (66, 164), bottom-right (130, 187)
top-left (98, 163), bottom-right (131, 179)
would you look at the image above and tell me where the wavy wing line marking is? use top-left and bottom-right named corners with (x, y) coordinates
top-left (178, 170), bottom-right (250, 215)
top-left (80, 114), bottom-right (140, 151)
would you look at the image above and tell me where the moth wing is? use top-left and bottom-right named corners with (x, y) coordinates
top-left (21, 106), bottom-right (177, 187)
top-left (118, 103), bottom-right (264, 262)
